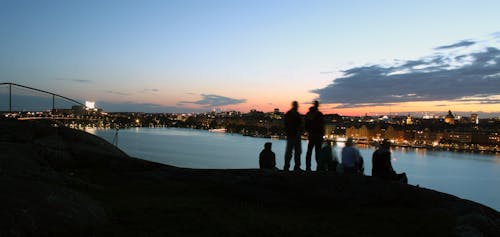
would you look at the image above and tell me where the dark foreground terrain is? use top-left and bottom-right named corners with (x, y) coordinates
top-left (0, 119), bottom-right (499, 236)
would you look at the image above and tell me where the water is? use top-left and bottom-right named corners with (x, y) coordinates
top-left (87, 127), bottom-right (500, 211)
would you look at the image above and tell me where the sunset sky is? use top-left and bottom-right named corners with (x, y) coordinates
top-left (1, 0), bottom-right (499, 116)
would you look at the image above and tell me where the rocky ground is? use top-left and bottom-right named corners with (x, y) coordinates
top-left (0, 119), bottom-right (499, 236)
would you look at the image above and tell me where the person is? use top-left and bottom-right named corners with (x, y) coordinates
top-left (305, 100), bottom-right (324, 171)
top-left (341, 138), bottom-right (364, 174)
top-left (259, 142), bottom-right (276, 170)
top-left (372, 139), bottom-right (408, 183)
top-left (317, 141), bottom-right (339, 171)
top-left (284, 101), bottom-right (302, 171)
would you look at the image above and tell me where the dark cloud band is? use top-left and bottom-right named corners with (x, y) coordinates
top-left (313, 42), bottom-right (500, 108)
top-left (434, 40), bottom-right (476, 50)
top-left (180, 94), bottom-right (246, 107)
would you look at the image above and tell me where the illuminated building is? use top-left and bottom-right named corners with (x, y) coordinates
top-left (444, 110), bottom-right (455, 125)
top-left (85, 101), bottom-right (95, 109)
top-left (471, 113), bottom-right (479, 124)
top-left (406, 114), bottom-right (413, 125)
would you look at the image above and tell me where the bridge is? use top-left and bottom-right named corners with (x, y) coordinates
top-left (0, 82), bottom-right (86, 113)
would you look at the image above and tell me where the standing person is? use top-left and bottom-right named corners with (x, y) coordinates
top-left (372, 139), bottom-right (407, 183)
top-left (341, 138), bottom-right (364, 174)
top-left (284, 101), bottom-right (302, 171)
top-left (305, 100), bottom-right (324, 171)
top-left (259, 142), bottom-right (276, 170)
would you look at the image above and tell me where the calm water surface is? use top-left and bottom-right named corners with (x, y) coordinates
top-left (87, 127), bottom-right (500, 211)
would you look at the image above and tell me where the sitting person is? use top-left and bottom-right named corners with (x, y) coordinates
top-left (259, 142), bottom-right (277, 170)
top-left (372, 139), bottom-right (408, 184)
top-left (317, 141), bottom-right (339, 171)
top-left (341, 138), bottom-right (364, 174)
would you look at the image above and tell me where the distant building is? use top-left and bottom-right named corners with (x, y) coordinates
top-left (85, 101), bottom-right (95, 109)
top-left (406, 114), bottom-right (413, 125)
top-left (488, 132), bottom-right (500, 144)
top-left (444, 110), bottom-right (455, 125)
top-left (471, 113), bottom-right (479, 124)
top-left (447, 131), bottom-right (471, 143)
top-left (324, 123), bottom-right (337, 139)
top-left (72, 105), bottom-right (87, 116)
top-left (270, 108), bottom-right (283, 120)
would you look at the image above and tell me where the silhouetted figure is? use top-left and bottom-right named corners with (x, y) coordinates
top-left (259, 142), bottom-right (276, 170)
top-left (372, 139), bottom-right (408, 184)
top-left (305, 100), bottom-right (324, 171)
top-left (317, 141), bottom-right (339, 171)
top-left (284, 101), bottom-right (302, 171)
top-left (341, 138), bottom-right (364, 174)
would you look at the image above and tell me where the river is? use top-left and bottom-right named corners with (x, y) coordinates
top-left (86, 127), bottom-right (500, 211)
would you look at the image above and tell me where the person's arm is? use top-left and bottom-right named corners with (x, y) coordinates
top-left (259, 152), bottom-right (264, 168)
top-left (386, 152), bottom-right (396, 175)
top-left (356, 149), bottom-right (363, 164)
top-left (271, 152), bottom-right (276, 167)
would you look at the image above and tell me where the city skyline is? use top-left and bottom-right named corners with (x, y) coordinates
top-left (1, 1), bottom-right (500, 116)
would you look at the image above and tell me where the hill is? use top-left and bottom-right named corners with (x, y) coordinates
top-left (0, 119), bottom-right (499, 236)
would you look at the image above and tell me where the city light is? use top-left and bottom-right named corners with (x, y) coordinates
top-left (85, 101), bottom-right (95, 109)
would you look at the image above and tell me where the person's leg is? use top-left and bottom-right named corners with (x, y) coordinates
top-left (293, 137), bottom-right (302, 170)
top-left (284, 139), bottom-right (293, 171)
top-left (314, 139), bottom-right (322, 170)
top-left (305, 140), bottom-right (314, 171)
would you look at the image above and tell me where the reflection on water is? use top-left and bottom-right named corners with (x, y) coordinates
top-left (84, 127), bottom-right (97, 135)
top-left (90, 127), bottom-right (500, 211)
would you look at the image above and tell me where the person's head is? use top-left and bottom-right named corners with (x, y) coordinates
top-left (291, 101), bottom-right (298, 110)
top-left (346, 137), bottom-right (354, 147)
top-left (380, 139), bottom-right (391, 149)
top-left (313, 100), bottom-right (319, 108)
top-left (264, 142), bottom-right (272, 150)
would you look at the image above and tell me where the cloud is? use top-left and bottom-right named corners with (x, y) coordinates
top-left (140, 88), bottom-right (159, 94)
top-left (56, 78), bottom-right (93, 83)
top-left (180, 94), bottom-right (246, 107)
top-left (434, 40), bottom-right (476, 50)
top-left (313, 38), bottom-right (500, 109)
top-left (332, 103), bottom-right (397, 109)
top-left (73, 79), bottom-right (92, 83)
top-left (106, 90), bottom-right (131, 96)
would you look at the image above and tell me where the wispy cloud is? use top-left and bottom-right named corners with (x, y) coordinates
top-left (179, 94), bottom-right (246, 107)
top-left (434, 40), bottom-right (476, 50)
top-left (492, 32), bottom-right (500, 39)
top-left (313, 37), bottom-right (500, 109)
top-left (332, 103), bottom-right (397, 109)
top-left (73, 79), bottom-right (92, 83)
top-left (140, 88), bottom-right (159, 94)
top-left (105, 90), bottom-right (131, 96)
top-left (56, 78), bottom-right (93, 83)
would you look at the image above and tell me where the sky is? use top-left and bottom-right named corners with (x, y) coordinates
top-left (1, 0), bottom-right (499, 116)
